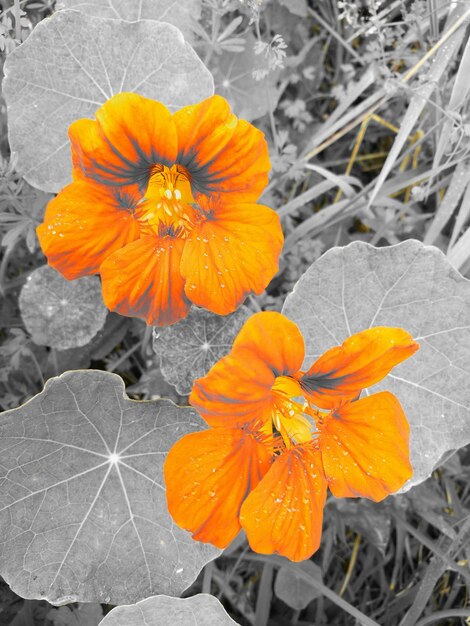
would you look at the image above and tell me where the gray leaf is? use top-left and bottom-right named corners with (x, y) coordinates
top-left (0, 370), bottom-right (219, 604)
top-left (213, 32), bottom-right (282, 122)
top-left (3, 10), bottom-right (214, 192)
top-left (277, 0), bottom-right (308, 17)
top-left (98, 593), bottom-right (240, 625)
top-left (153, 306), bottom-right (252, 395)
top-left (274, 561), bottom-right (322, 610)
top-left (282, 240), bottom-right (470, 490)
top-left (58, 0), bottom-right (201, 41)
top-left (19, 265), bottom-right (108, 350)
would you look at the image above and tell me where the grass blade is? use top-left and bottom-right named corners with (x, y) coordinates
top-left (246, 553), bottom-right (382, 626)
top-left (368, 4), bottom-right (470, 208)
top-left (432, 32), bottom-right (470, 171)
top-left (423, 160), bottom-right (470, 245)
top-left (446, 224), bottom-right (470, 269)
top-left (254, 562), bottom-right (274, 626)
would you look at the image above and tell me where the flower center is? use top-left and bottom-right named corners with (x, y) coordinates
top-left (137, 164), bottom-right (197, 237)
top-left (271, 376), bottom-right (319, 448)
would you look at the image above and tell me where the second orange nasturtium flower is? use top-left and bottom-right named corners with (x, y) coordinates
top-left (37, 94), bottom-right (283, 326)
top-left (164, 312), bottom-right (419, 561)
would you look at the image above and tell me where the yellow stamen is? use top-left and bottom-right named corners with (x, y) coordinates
top-left (271, 376), bottom-right (316, 447)
top-left (137, 164), bottom-right (197, 236)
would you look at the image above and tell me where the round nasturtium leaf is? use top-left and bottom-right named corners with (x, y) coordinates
top-left (3, 10), bottom-right (214, 193)
top-left (153, 306), bottom-right (252, 395)
top-left (282, 239), bottom-right (470, 491)
top-left (212, 32), bottom-right (282, 121)
top-left (0, 370), bottom-right (220, 604)
top-left (58, 0), bottom-right (201, 42)
top-left (98, 594), bottom-right (240, 626)
top-left (19, 265), bottom-right (108, 350)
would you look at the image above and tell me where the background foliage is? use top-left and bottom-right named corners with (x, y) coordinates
top-left (1, 0), bottom-right (470, 625)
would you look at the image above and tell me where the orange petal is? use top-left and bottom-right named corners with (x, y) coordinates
top-left (173, 95), bottom-right (270, 202)
top-left (180, 201), bottom-right (283, 315)
top-left (240, 445), bottom-right (327, 561)
top-left (319, 391), bottom-right (413, 501)
top-left (299, 327), bottom-right (419, 409)
top-left (70, 93), bottom-right (178, 186)
top-left (173, 96), bottom-right (236, 173)
top-left (190, 312), bottom-right (305, 428)
top-left (231, 312), bottom-right (305, 376)
top-left (189, 349), bottom-right (277, 428)
top-left (100, 235), bottom-right (191, 326)
top-left (164, 427), bottom-right (272, 548)
top-left (36, 180), bottom-right (141, 279)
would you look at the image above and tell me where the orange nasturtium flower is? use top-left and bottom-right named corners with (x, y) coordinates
top-left (36, 94), bottom-right (283, 326)
top-left (164, 312), bottom-right (419, 561)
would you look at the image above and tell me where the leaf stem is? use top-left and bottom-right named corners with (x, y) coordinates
top-left (201, 560), bottom-right (214, 595)
top-left (13, 0), bottom-right (22, 40)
